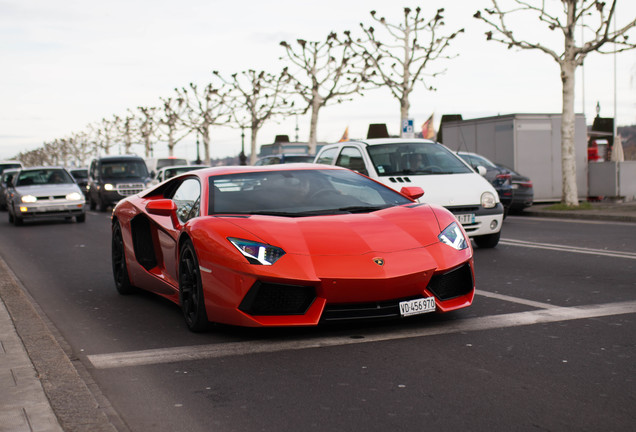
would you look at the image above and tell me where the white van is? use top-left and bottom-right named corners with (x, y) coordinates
top-left (145, 157), bottom-right (188, 178)
top-left (314, 138), bottom-right (504, 248)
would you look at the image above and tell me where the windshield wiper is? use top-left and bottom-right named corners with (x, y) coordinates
top-left (337, 205), bottom-right (392, 213)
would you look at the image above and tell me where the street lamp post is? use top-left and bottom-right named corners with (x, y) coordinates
top-left (239, 127), bottom-right (247, 165)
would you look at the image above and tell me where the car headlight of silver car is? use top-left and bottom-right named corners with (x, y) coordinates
top-left (438, 222), bottom-right (468, 250)
top-left (21, 195), bottom-right (37, 203)
top-left (66, 192), bottom-right (83, 201)
top-left (228, 238), bottom-right (286, 265)
top-left (480, 191), bottom-right (496, 209)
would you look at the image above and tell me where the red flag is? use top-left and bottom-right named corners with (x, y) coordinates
top-left (338, 126), bottom-right (349, 142)
top-left (421, 114), bottom-right (435, 140)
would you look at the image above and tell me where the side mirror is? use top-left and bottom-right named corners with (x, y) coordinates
top-left (476, 165), bottom-right (487, 176)
top-left (400, 186), bottom-right (424, 200)
top-left (146, 199), bottom-right (180, 228)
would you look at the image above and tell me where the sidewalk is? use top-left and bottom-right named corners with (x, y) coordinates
top-left (0, 258), bottom-right (119, 432)
top-left (0, 199), bottom-right (634, 432)
top-left (0, 264), bottom-right (63, 432)
top-left (522, 199), bottom-right (636, 223)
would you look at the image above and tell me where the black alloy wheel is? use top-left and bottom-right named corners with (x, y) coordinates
top-left (179, 240), bottom-right (209, 332)
top-left (112, 221), bottom-right (135, 294)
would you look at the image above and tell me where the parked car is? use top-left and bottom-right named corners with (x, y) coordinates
top-left (145, 157), bottom-right (189, 178)
top-left (0, 168), bottom-right (20, 210)
top-left (87, 155), bottom-right (151, 212)
top-left (7, 167), bottom-right (86, 225)
top-left (111, 164), bottom-right (475, 331)
top-left (314, 138), bottom-right (504, 248)
top-left (457, 151), bottom-right (533, 214)
top-left (149, 165), bottom-right (209, 186)
top-left (0, 160), bottom-right (23, 177)
top-left (254, 154), bottom-right (315, 165)
top-left (69, 168), bottom-right (89, 195)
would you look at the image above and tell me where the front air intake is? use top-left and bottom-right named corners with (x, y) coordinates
top-left (239, 282), bottom-right (316, 315)
top-left (426, 263), bottom-right (473, 301)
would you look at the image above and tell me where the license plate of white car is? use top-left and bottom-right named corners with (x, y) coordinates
top-left (399, 297), bottom-right (436, 317)
top-left (456, 213), bottom-right (475, 224)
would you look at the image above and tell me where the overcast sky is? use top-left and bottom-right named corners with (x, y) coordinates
top-left (2, 0), bottom-right (636, 161)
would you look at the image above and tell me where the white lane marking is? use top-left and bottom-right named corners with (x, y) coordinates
top-left (500, 239), bottom-right (636, 260)
top-left (510, 216), bottom-right (635, 226)
top-left (476, 290), bottom-right (557, 309)
top-left (87, 300), bottom-right (636, 369)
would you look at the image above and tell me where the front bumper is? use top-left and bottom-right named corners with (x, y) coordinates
top-left (446, 203), bottom-right (504, 237)
top-left (198, 241), bottom-right (475, 327)
top-left (17, 201), bottom-right (86, 220)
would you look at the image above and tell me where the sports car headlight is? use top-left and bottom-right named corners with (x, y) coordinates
top-left (66, 192), bottom-right (83, 201)
top-left (21, 195), bottom-right (37, 203)
top-left (481, 191), bottom-right (496, 209)
top-left (104, 183), bottom-right (114, 191)
top-left (228, 238), bottom-right (285, 265)
top-left (438, 222), bottom-right (468, 250)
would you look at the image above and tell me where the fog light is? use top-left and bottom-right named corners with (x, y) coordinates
top-left (20, 206), bottom-right (28, 213)
top-left (490, 220), bottom-right (498, 230)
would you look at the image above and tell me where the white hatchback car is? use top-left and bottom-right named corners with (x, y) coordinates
top-left (314, 138), bottom-right (504, 248)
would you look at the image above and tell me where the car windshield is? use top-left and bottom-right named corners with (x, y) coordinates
top-left (165, 166), bottom-right (206, 180)
top-left (209, 169), bottom-right (412, 216)
top-left (284, 155), bottom-right (314, 163)
top-left (101, 161), bottom-right (149, 178)
top-left (16, 169), bottom-right (74, 186)
top-left (367, 142), bottom-right (473, 176)
top-left (70, 169), bottom-right (88, 179)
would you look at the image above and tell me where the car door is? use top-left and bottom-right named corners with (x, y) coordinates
top-left (151, 177), bottom-right (202, 285)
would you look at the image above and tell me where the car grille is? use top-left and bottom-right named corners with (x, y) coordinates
top-left (239, 282), bottom-right (316, 315)
top-left (116, 183), bottom-right (145, 196)
top-left (321, 296), bottom-right (421, 322)
top-left (426, 263), bottom-right (474, 301)
top-left (34, 195), bottom-right (69, 201)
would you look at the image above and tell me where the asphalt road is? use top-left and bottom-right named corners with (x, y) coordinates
top-left (1, 212), bottom-right (635, 431)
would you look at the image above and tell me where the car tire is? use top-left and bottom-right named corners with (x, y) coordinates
top-left (8, 210), bottom-right (13, 223)
top-left (76, 214), bottom-right (86, 223)
top-left (179, 239), bottom-right (209, 332)
top-left (14, 215), bottom-right (23, 226)
top-left (111, 221), bottom-right (136, 295)
top-left (474, 231), bottom-right (500, 248)
top-left (98, 197), bottom-right (108, 212)
top-left (89, 195), bottom-right (96, 211)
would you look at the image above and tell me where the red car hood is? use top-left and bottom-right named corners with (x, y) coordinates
top-left (218, 205), bottom-right (442, 256)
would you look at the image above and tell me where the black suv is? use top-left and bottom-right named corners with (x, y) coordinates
top-left (87, 155), bottom-right (150, 211)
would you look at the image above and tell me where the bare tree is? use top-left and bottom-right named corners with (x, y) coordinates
top-left (353, 6), bottom-right (464, 126)
top-left (89, 117), bottom-right (120, 155)
top-left (474, 0), bottom-right (636, 206)
top-left (176, 81), bottom-right (231, 165)
top-left (134, 106), bottom-right (161, 158)
top-left (280, 32), bottom-right (364, 153)
top-left (217, 69), bottom-right (296, 164)
top-left (157, 96), bottom-right (190, 156)
top-left (116, 115), bottom-right (136, 155)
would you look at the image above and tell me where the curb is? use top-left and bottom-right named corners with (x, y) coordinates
top-left (0, 257), bottom-right (123, 432)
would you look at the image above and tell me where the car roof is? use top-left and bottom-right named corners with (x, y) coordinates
top-left (187, 163), bottom-right (345, 177)
top-left (343, 138), bottom-right (437, 146)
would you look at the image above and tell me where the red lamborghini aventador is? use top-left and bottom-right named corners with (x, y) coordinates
top-left (111, 164), bottom-right (475, 331)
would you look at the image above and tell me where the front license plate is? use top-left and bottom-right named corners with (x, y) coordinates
top-left (399, 297), bottom-right (436, 317)
top-left (456, 213), bottom-right (475, 224)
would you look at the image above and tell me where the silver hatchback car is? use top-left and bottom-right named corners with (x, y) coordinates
top-left (7, 167), bottom-right (86, 225)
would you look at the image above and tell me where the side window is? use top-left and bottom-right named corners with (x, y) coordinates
top-left (172, 178), bottom-right (201, 224)
top-left (335, 147), bottom-right (368, 175)
top-left (315, 148), bottom-right (338, 165)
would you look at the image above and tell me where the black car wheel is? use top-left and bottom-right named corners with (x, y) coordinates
top-left (474, 231), bottom-right (500, 248)
top-left (112, 221), bottom-right (135, 294)
top-left (179, 240), bottom-right (209, 332)
top-left (89, 193), bottom-right (96, 211)
top-left (76, 214), bottom-right (86, 223)
top-left (8, 210), bottom-right (13, 223)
